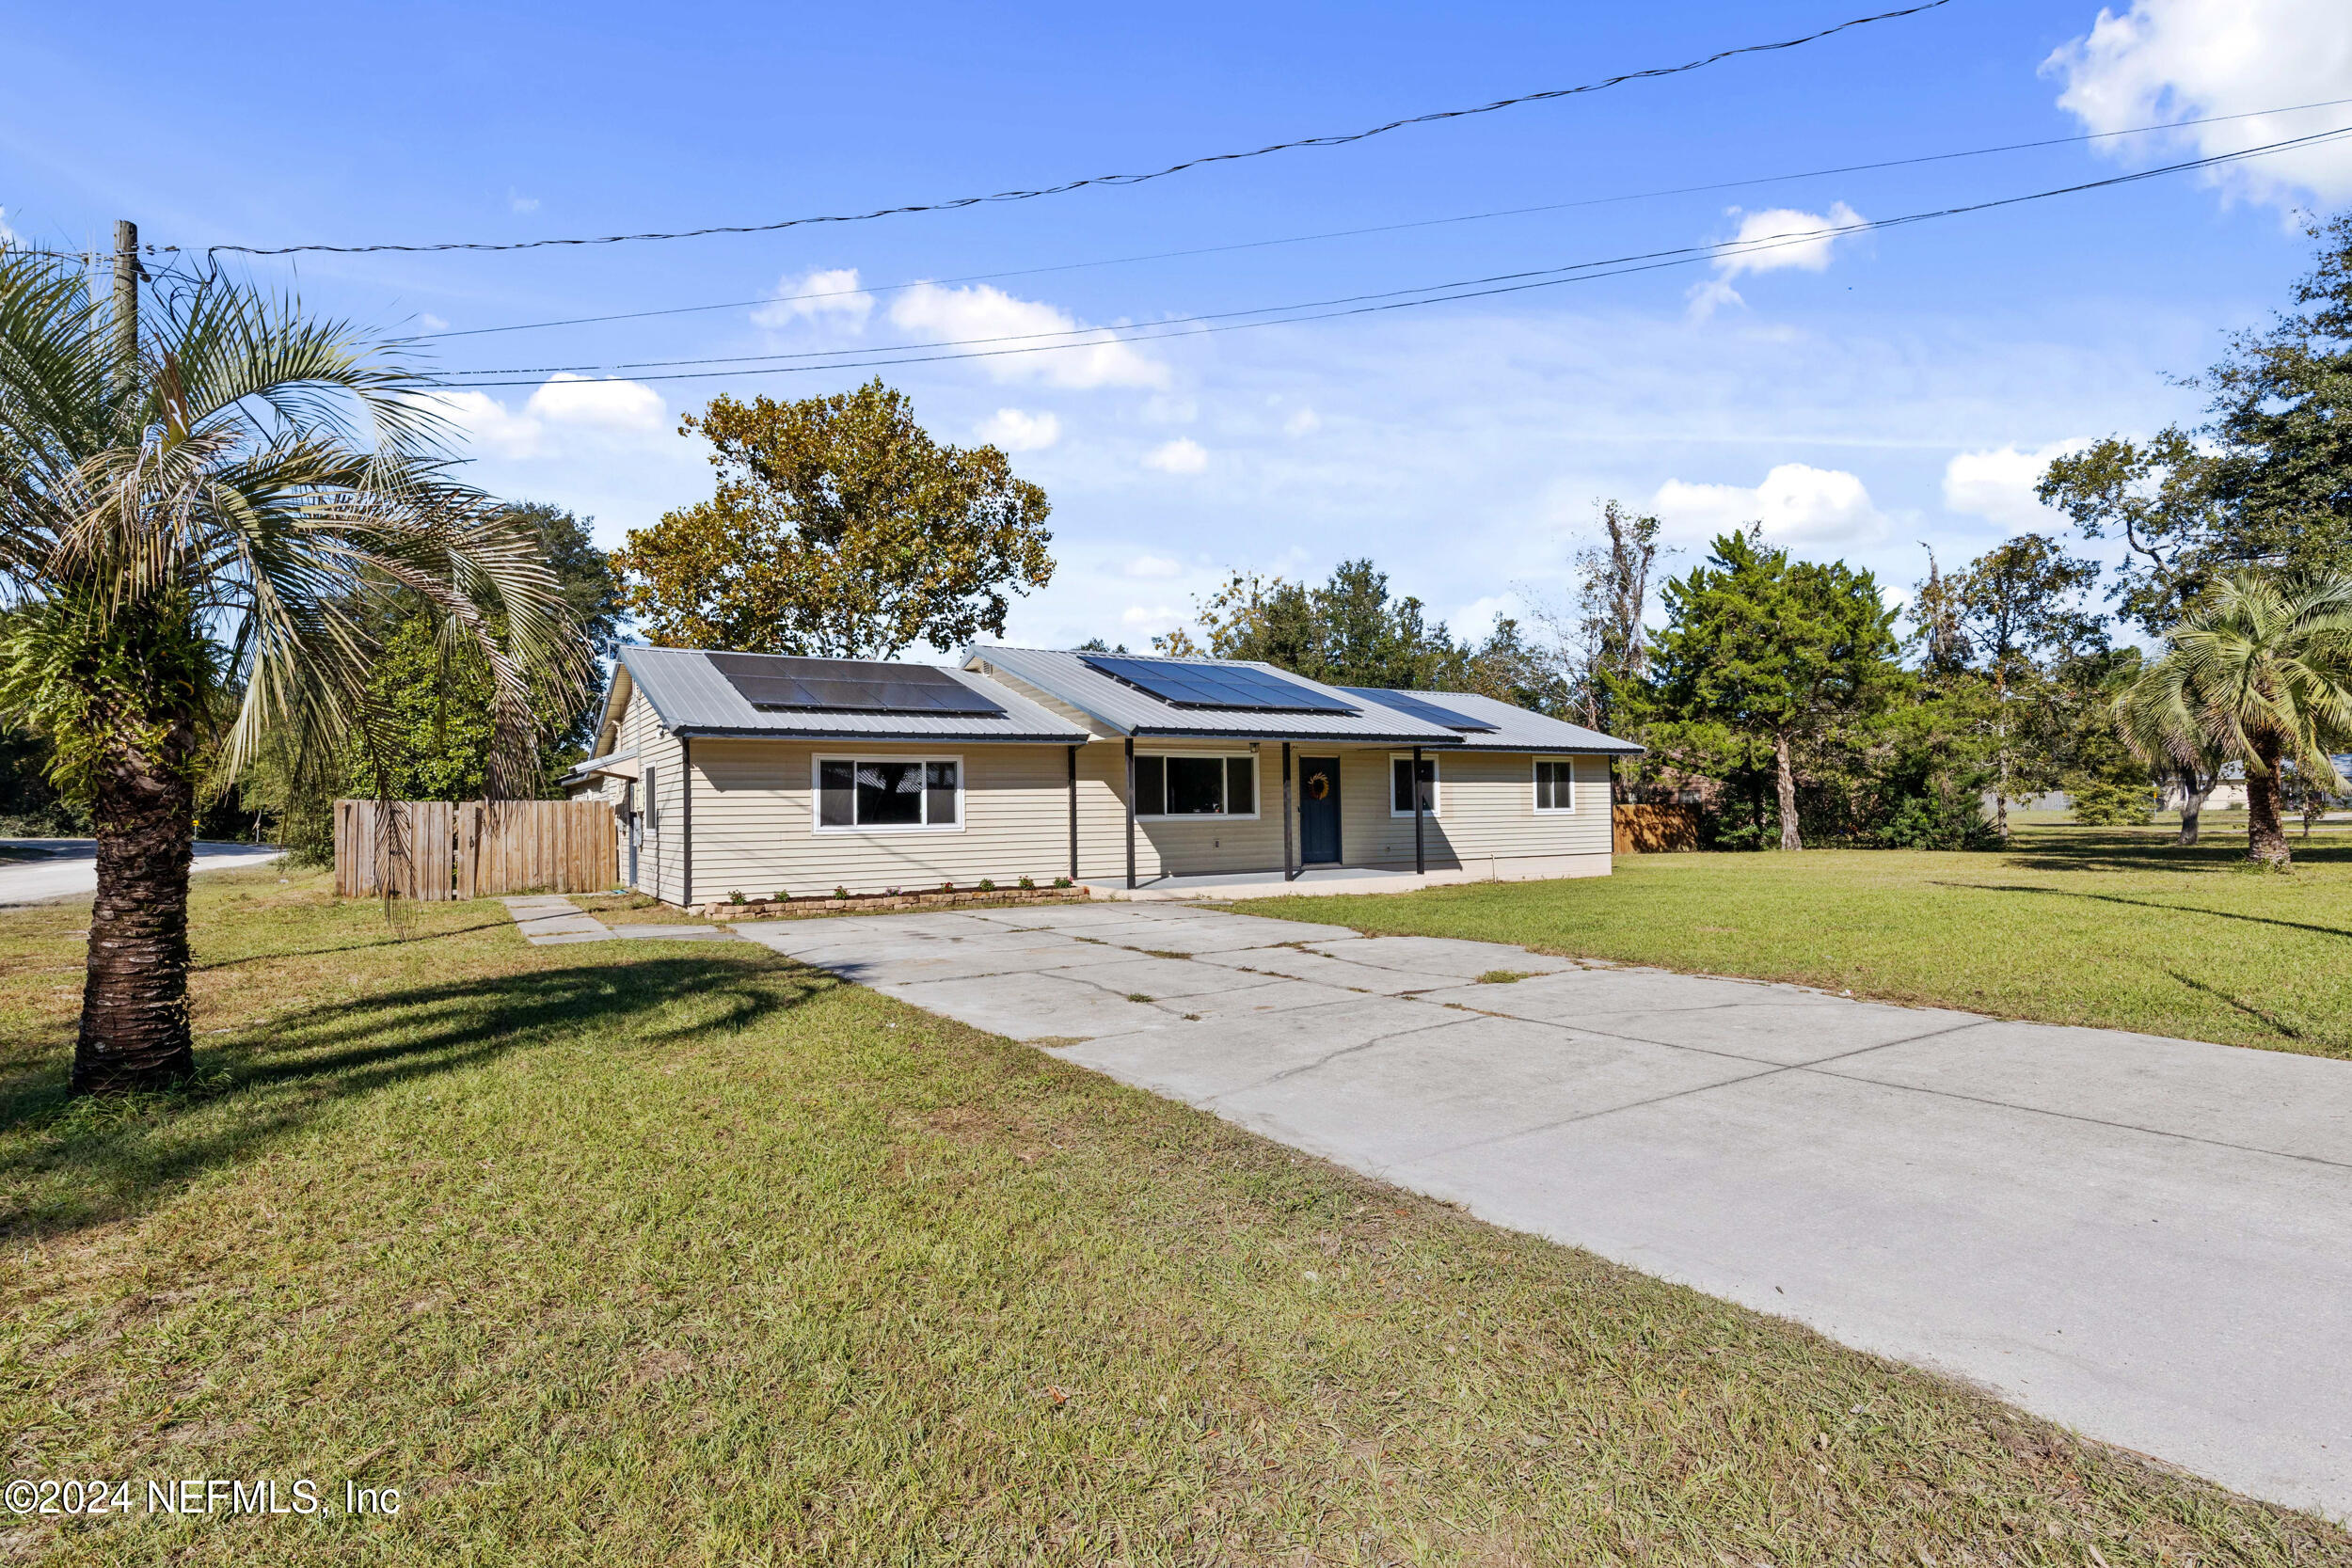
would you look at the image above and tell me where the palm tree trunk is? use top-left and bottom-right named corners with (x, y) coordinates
top-left (1774, 732), bottom-right (1802, 851)
top-left (2175, 764), bottom-right (2209, 847)
top-left (2246, 737), bottom-right (2291, 870)
top-left (73, 749), bottom-right (198, 1094)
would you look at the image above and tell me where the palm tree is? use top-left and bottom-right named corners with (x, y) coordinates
top-left (0, 251), bottom-right (588, 1094)
top-left (2115, 570), bottom-right (2352, 867)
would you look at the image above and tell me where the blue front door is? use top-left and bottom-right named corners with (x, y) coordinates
top-left (1298, 755), bottom-right (1342, 863)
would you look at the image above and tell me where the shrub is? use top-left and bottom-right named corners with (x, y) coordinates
top-left (2067, 773), bottom-right (2155, 827)
top-left (771, 889), bottom-right (788, 903)
top-left (977, 878), bottom-right (996, 892)
top-left (726, 890), bottom-right (745, 905)
top-left (1052, 877), bottom-right (1073, 888)
top-left (832, 886), bottom-right (849, 900)
top-left (1873, 792), bottom-right (1999, 851)
top-left (1017, 876), bottom-right (1035, 889)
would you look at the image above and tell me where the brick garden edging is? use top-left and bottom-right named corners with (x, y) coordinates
top-left (691, 885), bottom-right (1091, 920)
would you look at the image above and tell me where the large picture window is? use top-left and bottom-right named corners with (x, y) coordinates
top-left (815, 756), bottom-right (962, 832)
top-left (1133, 752), bottom-right (1257, 818)
top-left (1534, 757), bottom-right (1576, 813)
top-left (1390, 753), bottom-right (1438, 816)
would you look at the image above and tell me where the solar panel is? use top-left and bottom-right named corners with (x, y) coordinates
top-left (1335, 686), bottom-right (1501, 732)
top-left (707, 653), bottom-right (1007, 716)
top-left (1079, 654), bottom-right (1359, 714)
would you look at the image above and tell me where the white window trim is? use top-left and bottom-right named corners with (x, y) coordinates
top-left (1533, 755), bottom-right (1577, 815)
top-left (1388, 752), bottom-right (1441, 818)
top-left (1134, 750), bottom-right (1262, 821)
top-left (811, 752), bottom-right (968, 835)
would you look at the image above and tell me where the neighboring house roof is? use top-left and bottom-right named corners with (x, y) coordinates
top-left (968, 645), bottom-right (1465, 743)
top-left (1339, 688), bottom-right (1645, 755)
top-left (587, 645), bottom-right (1091, 749)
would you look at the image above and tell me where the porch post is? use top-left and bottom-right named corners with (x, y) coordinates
top-left (1123, 736), bottom-right (1136, 891)
top-left (1281, 741), bottom-right (1295, 881)
top-left (1412, 743), bottom-right (1425, 876)
top-left (680, 736), bottom-right (694, 909)
top-left (1067, 744), bottom-right (1079, 881)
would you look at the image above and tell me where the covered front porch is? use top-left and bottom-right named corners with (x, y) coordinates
top-left (1085, 864), bottom-right (1440, 902)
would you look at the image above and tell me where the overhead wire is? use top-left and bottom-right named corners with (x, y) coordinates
top-left (398, 93), bottom-right (2352, 344)
top-left (422, 120), bottom-right (2352, 389)
top-left (193, 1), bottom-right (1956, 261)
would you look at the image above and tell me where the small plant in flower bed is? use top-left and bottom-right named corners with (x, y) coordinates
top-left (977, 879), bottom-right (996, 892)
top-left (727, 891), bottom-right (746, 905)
top-left (771, 890), bottom-right (788, 903)
top-left (832, 886), bottom-right (849, 900)
top-left (1017, 876), bottom-right (1036, 890)
top-left (1053, 877), bottom-right (1073, 889)
top-left (939, 881), bottom-right (955, 895)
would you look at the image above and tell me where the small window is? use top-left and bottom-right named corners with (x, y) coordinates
top-left (644, 766), bottom-right (660, 831)
top-left (815, 755), bottom-right (961, 832)
top-left (1391, 755), bottom-right (1438, 816)
top-left (1534, 758), bottom-right (1575, 813)
top-left (1134, 752), bottom-right (1256, 818)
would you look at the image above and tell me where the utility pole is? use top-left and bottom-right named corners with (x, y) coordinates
top-left (111, 219), bottom-right (138, 396)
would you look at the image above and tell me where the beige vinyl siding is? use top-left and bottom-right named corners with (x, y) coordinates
top-left (688, 738), bottom-right (1082, 897)
top-left (1338, 750), bottom-right (1611, 870)
top-left (622, 690), bottom-right (687, 904)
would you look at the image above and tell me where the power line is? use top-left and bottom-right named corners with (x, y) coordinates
top-left (199, 1), bottom-right (1956, 261)
top-left (422, 121), bottom-right (2352, 389)
top-left (400, 93), bottom-right (2352, 345)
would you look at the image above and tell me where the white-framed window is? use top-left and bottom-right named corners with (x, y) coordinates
top-left (643, 765), bottom-right (660, 834)
top-left (1534, 756), bottom-right (1576, 814)
top-left (1133, 752), bottom-right (1258, 820)
top-left (814, 754), bottom-right (965, 833)
top-left (1390, 752), bottom-right (1439, 816)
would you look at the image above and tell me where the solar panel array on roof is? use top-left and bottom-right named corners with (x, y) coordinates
top-left (1335, 686), bottom-right (1500, 733)
top-left (1079, 654), bottom-right (1359, 713)
top-left (707, 653), bottom-right (1007, 716)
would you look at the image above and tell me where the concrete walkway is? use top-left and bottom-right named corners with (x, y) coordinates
top-left (499, 895), bottom-right (737, 945)
top-left (731, 900), bottom-right (2352, 1521)
top-left (0, 839), bottom-right (283, 908)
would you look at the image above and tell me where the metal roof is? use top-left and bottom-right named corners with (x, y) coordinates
top-left (606, 645), bottom-right (1090, 744)
top-left (968, 646), bottom-right (1466, 743)
top-left (1344, 688), bottom-right (1645, 754)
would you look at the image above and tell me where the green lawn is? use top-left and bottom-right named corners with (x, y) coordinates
top-left (1, 871), bottom-right (2344, 1563)
top-left (1233, 823), bottom-right (2352, 1059)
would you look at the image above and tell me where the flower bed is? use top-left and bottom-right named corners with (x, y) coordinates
top-left (694, 884), bottom-right (1091, 920)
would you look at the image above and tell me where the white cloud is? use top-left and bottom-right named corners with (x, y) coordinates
top-left (1942, 439), bottom-right (2092, 530)
top-left (753, 267), bottom-right (874, 330)
top-left (1650, 463), bottom-right (1888, 546)
top-left (524, 373), bottom-right (666, 432)
top-left (0, 208), bottom-right (18, 248)
top-left (2045, 0), bottom-right (2352, 206)
top-left (974, 407), bottom-right (1060, 451)
top-left (1283, 405), bottom-right (1322, 437)
top-left (1141, 437), bottom-right (1208, 474)
top-left (1120, 603), bottom-right (1184, 633)
top-left (888, 282), bottom-right (1168, 389)
top-left (426, 374), bottom-right (668, 460)
top-left (508, 189), bottom-right (540, 214)
top-left (1689, 201), bottom-right (1867, 318)
top-left (418, 311), bottom-right (449, 332)
top-left (1123, 553), bottom-right (1184, 578)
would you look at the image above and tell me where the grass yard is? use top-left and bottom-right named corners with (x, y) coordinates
top-left (2, 871), bottom-right (2346, 1564)
top-left (1233, 823), bottom-right (2352, 1060)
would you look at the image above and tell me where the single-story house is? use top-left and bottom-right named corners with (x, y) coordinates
top-left (564, 643), bottom-right (1641, 902)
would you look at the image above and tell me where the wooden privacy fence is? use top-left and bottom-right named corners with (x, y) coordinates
top-left (1613, 803), bottom-right (1701, 853)
top-left (334, 799), bottom-right (618, 900)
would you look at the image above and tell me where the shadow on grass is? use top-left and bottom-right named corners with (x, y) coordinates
top-left (189, 918), bottom-right (515, 971)
top-left (2157, 968), bottom-right (2315, 1044)
top-left (0, 951), bottom-right (839, 1243)
top-left (1934, 880), bottom-right (2352, 942)
top-left (1994, 824), bottom-right (2352, 877)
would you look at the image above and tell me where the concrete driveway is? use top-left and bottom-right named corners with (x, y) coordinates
top-left (734, 900), bottom-right (2352, 1521)
top-left (0, 839), bottom-right (283, 908)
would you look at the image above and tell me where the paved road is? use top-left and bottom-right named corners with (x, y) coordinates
top-left (732, 900), bottom-right (2352, 1521)
top-left (0, 839), bottom-right (284, 907)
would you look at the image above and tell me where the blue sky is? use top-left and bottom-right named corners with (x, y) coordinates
top-left (5, 0), bottom-right (2347, 652)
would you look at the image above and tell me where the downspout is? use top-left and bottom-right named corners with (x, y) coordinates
top-left (1067, 744), bottom-right (1079, 882)
top-left (1123, 736), bottom-right (1136, 891)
